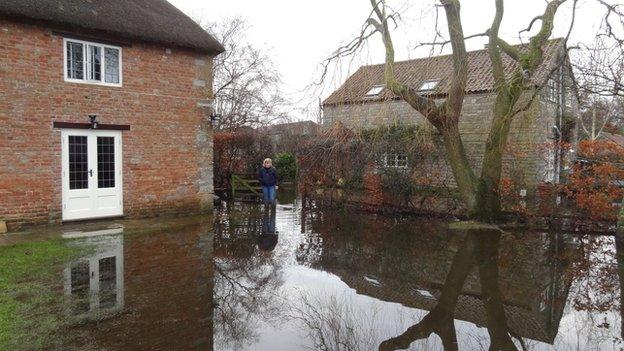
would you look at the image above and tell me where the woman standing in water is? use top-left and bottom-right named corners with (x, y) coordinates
top-left (258, 158), bottom-right (279, 207)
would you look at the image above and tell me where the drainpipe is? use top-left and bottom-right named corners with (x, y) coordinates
top-left (554, 68), bottom-right (564, 184)
top-left (591, 107), bottom-right (596, 141)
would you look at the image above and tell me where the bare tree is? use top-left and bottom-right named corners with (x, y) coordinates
top-left (573, 36), bottom-right (624, 140)
top-left (201, 17), bottom-right (289, 130)
top-left (321, 0), bottom-right (624, 222)
top-left (577, 97), bottom-right (623, 140)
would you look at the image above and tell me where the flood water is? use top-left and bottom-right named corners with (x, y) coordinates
top-left (214, 191), bottom-right (624, 351)
top-left (2, 190), bottom-right (623, 350)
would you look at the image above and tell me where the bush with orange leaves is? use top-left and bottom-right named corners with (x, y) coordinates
top-left (362, 170), bottom-right (385, 206)
top-left (564, 139), bottom-right (624, 221)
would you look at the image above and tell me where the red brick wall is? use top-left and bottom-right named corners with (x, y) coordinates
top-left (0, 19), bottom-right (215, 229)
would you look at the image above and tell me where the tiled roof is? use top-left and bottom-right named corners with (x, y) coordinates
top-left (323, 38), bottom-right (564, 105)
top-left (0, 0), bottom-right (224, 55)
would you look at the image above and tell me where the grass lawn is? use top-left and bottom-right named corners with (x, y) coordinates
top-left (0, 239), bottom-right (83, 350)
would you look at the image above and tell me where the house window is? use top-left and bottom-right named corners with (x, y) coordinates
top-left (366, 85), bottom-right (385, 96)
top-left (383, 153), bottom-right (409, 169)
top-left (419, 80), bottom-right (439, 91)
top-left (64, 38), bottom-right (122, 86)
top-left (66, 41), bottom-right (84, 80)
top-left (564, 88), bottom-right (573, 109)
top-left (544, 148), bottom-right (556, 183)
top-left (546, 78), bottom-right (558, 102)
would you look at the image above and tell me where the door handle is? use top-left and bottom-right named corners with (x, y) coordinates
top-left (89, 169), bottom-right (93, 177)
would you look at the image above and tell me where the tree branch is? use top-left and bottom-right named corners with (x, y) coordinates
top-left (521, 0), bottom-right (568, 73)
top-left (488, 0), bottom-right (507, 89)
top-left (370, 0), bottom-right (443, 124)
top-left (496, 37), bottom-right (521, 61)
top-left (519, 15), bottom-right (543, 36)
top-left (442, 0), bottom-right (469, 123)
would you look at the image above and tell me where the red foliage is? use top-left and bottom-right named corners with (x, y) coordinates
top-left (565, 139), bottom-right (624, 221)
top-left (362, 171), bottom-right (385, 206)
top-left (213, 129), bottom-right (273, 189)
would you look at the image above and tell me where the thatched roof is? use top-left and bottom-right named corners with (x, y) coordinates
top-left (324, 38), bottom-right (565, 106)
top-left (0, 0), bottom-right (224, 55)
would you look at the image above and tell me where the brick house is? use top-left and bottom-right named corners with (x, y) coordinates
top-left (322, 39), bottom-right (578, 189)
top-left (0, 0), bottom-right (224, 230)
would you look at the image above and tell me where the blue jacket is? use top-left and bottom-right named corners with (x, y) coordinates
top-left (258, 166), bottom-right (279, 186)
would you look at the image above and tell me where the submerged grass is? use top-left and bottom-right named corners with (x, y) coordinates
top-left (0, 239), bottom-right (83, 350)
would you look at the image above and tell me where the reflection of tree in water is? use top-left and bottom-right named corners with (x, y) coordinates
top-left (213, 201), bottom-right (624, 350)
top-left (213, 203), bottom-right (285, 350)
top-left (287, 292), bottom-right (387, 351)
top-left (617, 233), bottom-right (624, 341)
top-left (295, 202), bottom-right (324, 266)
top-left (299, 211), bottom-right (583, 351)
top-left (568, 235), bottom-right (619, 311)
top-left (560, 234), bottom-right (624, 349)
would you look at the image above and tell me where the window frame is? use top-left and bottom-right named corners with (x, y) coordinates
top-left (564, 88), bottom-right (574, 109)
top-left (365, 85), bottom-right (385, 96)
top-left (382, 152), bottom-right (409, 169)
top-left (63, 38), bottom-right (123, 87)
top-left (545, 78), bottom-right (558, 103)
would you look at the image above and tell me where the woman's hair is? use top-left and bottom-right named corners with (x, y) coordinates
top-left (263, 158), bottom-right (272, 164)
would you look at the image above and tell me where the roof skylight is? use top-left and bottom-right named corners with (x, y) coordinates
top-left (419, 80), bottom-right (440, 91)
top-left (366, 85), bottom-right (385, 96)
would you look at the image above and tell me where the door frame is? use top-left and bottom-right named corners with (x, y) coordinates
top-left (61, 129), bottom-right (124, 221)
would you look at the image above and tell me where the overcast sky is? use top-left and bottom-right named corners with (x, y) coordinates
top-left (170, 0), bottom-right (617, 121)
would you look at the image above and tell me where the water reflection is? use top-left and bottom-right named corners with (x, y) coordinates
top-left (374, 230), bottom-right (570, 351)
top-left (63, 228), bottom-right (124, 321)
top-left (214, 193), bottom-right (623, 351)
top-left (304, 214), bottom-right (576, 350)
top-left (259, 209), bottom-right (278, 252)
top-left (58, 218), bottom-right (213, 350)
top-left (214, 203), bottom-right (284, 350)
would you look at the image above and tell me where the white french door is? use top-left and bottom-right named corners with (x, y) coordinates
top-left (61, 129), bottom-right (123, 221)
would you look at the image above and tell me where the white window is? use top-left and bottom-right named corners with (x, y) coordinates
top-left (383, 153), bottom-right (409, 169)
top-left (544, 148), bottom-right (556, 183)
top-left (366, 85), bottom-right (385, 96)
top-left (564, 89), bottom-right (573, 109)
top-left (419, 80), bottom-right (439, 91)
top-left (64, 38), bottom-right (122, 87)
top-left (546, 78), bottom-right (557, 102)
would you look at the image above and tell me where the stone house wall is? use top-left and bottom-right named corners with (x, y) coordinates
top-left (323, 89), bottom-right (579, 189)
top-left (0, 19), bottom-right (215, 229)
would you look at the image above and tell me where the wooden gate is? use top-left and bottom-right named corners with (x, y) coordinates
top-left (231, 173), bottom-right (262, 202)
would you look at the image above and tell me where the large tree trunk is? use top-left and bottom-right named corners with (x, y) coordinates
top-left (476, 92), bottom-right (516, 222)
top-left (441, 124), bottom-right (479, 213)
top-left (368, 0), bottom-right (566, 223)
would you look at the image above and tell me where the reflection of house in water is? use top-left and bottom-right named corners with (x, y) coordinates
top-left (63, 228), bottom-right (124, 321)
top-left (60, 220), bottom-right (212, 350)
top-left (307, 216), bottom-right (575, 344)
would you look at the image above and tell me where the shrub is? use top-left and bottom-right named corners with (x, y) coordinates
top-left (273, 152), bottom-right (297, 180)
top-left (564, 139), bottom-right (624, 221)
top-left (213, 129), bottom-right (273, 189)
top-left (379, 168), bottom-right (417, 207)
top-left (298, 123), bottom-right (440, 189)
